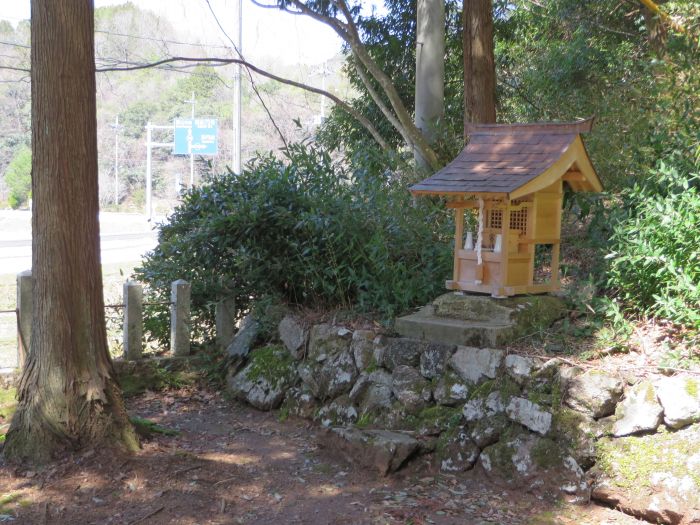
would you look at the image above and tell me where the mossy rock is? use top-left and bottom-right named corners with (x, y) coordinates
top-left (244, 345), bottom-right (296, 387)
top-left (115, 357), bottom-right (199, 397)
top-left (400, 405), bottom-right (462, 436)
top-left (468, 376), bottom-right (521, 403)
top-left (227, 345), bottom-right (298, 410)
top-left (592, 424), bottom-right (700, 524)
top-left (594, 424), bottom-right (700, 492)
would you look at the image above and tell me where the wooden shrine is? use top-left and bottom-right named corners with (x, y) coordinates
top-left (410, 119), bottom-right (602, 298)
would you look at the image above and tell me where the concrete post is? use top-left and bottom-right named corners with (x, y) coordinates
top-left (215, 298), bottom-right (236, 352)
top-left (170, 279), bottom-right (191, 356)
top-left (16, 270), bottom-right (32, 369)
top-left (123, 281), bottom-right (143, 361)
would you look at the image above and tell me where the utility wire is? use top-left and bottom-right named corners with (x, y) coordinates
top-left (95, 29), bottom-right (231, 49)
top-left (203, 0), bottom-right (289, 150)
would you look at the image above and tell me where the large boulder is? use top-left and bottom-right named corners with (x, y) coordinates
top-left (350, 330), bottom-right (376, 371)
top-left (438, 428), bottom-right (480, 473)
top-left (655, 375), bottom-right (700, 430)
top-left (278, 315), bottom-right (307, 360)
top-left (316, 395), bottom-right (358, 427)
top-left (307, 324), bottom-right (352, 362)
top-left (462, 390), bottom-right (507, 422)
top-left (613, 380), bottom-right (664, 437)
top-left (449, 346), bottom-right (504, 384)
top-left (227, 345), bottom-right (297, 410)
top-left (564, 369), bottom-right (624, 418)
top-left (505, 354), bottom-right (537, 385)
top-left (506, 397), bottom-right (552, 435)
top-left (480, 433), bottom-right (589, 499)
top-left (320, 427), bottom-right (420, 475)
top-left (592, 424), bottom-right (700, 525)
top-left (433, 371), bottom-right (470, 407)
top-left (391, 365), bottom-right (431, 413)
top-left (349, 370), bottom-right (394, 414)
top-left (551, 407), bottom-right (608, 470)
top-left (298, 324), bottom-right (358, 401)
top-left (281, 386), bottom-right (318, 420)
top-left (226, 313), bottom-right (259, 362)
top-left (298, 349), bottom-right (358, 401)
top-left (381, 338), bottom-right (425, 370)
top-left (419, 343), bottom-right (455, 379)
top-left (468, 414), bottom-right (510, 448)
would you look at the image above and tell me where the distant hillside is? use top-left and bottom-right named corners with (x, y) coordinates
top-left (0, 3), bottom-right (347, 212)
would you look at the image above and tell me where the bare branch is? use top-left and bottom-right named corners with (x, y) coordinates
top-left (96, 56), bottom-right (390, 150)
top-left (0, 65), bottom-right (30, 73)
top-left (352, 59), bottom-right (412, 148)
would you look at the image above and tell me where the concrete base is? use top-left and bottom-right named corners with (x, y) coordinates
top-left (394, 293), bottom-right (566, 348)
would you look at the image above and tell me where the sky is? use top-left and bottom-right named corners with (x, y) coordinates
top-left (0, 0), bottom-right (344, 65)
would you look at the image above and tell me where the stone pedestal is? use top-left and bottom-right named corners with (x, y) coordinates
top-left (394, 293), bottom-right (566, 348)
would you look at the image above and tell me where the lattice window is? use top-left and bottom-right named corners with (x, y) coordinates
top-left (487, 209), bottom-right (502, 230)
top-left (510, 208), bottom-right (528, 235)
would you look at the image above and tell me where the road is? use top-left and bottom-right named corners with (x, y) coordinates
top-left (0, 210), bottom-right (160, 275)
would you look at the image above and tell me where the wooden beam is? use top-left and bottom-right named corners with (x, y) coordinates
top-left (563, 171), bottom-right (586, 182)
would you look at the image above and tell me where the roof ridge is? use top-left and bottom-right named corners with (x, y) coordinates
top-left (466, 117), bottom-right (594, 136)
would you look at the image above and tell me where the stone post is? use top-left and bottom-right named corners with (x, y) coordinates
top-left (123, 281), bottom-right (143, 361)
top-left (16, 270), bottom-right (32, 370)
top-left (215, 298), bottom-right (236, 352)
top-left (170, 279), bottom-right (191, 356)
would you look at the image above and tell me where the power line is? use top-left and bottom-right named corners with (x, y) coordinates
top-left (95, 29), bottom-right (230, 50)
top-left (0, 40), bottom-right (30, 49)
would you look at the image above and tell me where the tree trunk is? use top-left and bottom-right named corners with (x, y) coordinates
top-left (463, 0), bottom-right (497, 133)
top-left (415, 0), bottom-right (445, 169)
top-left (4, 1), bottom-right (138, 463)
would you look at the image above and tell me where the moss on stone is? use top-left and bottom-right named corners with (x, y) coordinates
top-left (467, 376), bottom-right (521, 403)
top-left (468, 379), bottom-right (496, 400)
top-left (119, 365), bottom-right (196, 397)
top-left (685, 378), bottom-right (698, 398)
top-left (595, 424), bottom-right (700, 492)
top-left (364, 357), bottom-right (379, 374)
top-left (404, 405), bottom-right (462, 434)
top-left (435, 424), bottom-right (462, 456)
top-left (245, 344), bottom-right (295, 387)
top-left (356, 412), bottom-right (375, 429)
top-left (531, 438), bottom-right (563, 469)
top-left (497, 377), bottom-right (522, 402)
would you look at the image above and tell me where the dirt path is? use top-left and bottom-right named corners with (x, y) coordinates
top-left (0, 387), bottom-right (646, 524)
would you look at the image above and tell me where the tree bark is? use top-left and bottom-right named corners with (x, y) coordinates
top-left (463, 0), bottom-right (497, 134)
top-left (4, 1), bottom-right (138, 463)
top-left (415, 0), bottom-right (445, 169)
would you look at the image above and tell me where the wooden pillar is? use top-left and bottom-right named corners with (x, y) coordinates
top-left (496, 198), bottom-right (510, 297)
top-left (550, 181), bottom-right (563, 290)
top-left (453, 208), bottom-right (464, 283)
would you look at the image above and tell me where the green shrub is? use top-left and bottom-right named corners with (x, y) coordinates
top-left (4, 146), bottom-right (31, 209)
top-left (606, 163), bottom-right (700, 329)
top-left (134, 141), bottom-right (452, 346)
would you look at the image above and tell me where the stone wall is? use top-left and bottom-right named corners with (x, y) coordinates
top-left (226, 316), bottom-right (700, 524)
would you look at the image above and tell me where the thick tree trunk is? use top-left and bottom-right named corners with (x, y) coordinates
top-left (414, 0), bottom-right (445, 169)
top-left (4, 1), bottom-right (138, 463)
top-left (463, 0), bottom-right (497, 133)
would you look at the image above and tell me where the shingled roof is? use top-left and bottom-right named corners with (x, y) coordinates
top-left (410, 119), bottom-right (602, 200)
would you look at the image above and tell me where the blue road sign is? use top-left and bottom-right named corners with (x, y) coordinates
top-left (174, 118), bottom-right (218, 155)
